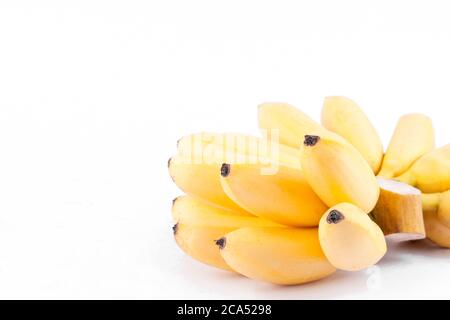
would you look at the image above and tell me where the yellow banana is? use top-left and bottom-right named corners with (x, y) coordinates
top-left (396, 144), bottom-right (450, 193)
top-left (318, 203), bottom-right (387, 271)
top-left (423, 210), bottom-right (450, 248)
top-left (422, 190), bottom-right (450, 228)
top-left (258, 102), bottom-right (327, 149)
top-left (170, 131), bottom-right (303, 210)
top-left (177, 132), bottom-right (301, 168)
top-left (220, 162), bottom-right (327, 227)
top-left (172, 196), bottom-right (280, 271)
top-left (378, 114), bottom-right (435, 178)
top-left (300, 134), bottom-right (380, 213)
top-left (169, 154), bottom-right (243, 211)
top-left (217, 227), bottom-right (336, 285)
top-left (321, 96), bottom-right (384, 174)
top-left (174, 223), bottom-right (235, 271)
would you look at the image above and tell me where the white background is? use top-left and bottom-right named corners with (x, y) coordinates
top-left (0, 0), bottom-right (450, 299)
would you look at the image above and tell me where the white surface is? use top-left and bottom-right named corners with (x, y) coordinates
top-left (0, 0), bottom-right (450, 299)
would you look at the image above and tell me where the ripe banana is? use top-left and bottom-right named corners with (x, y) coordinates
top-left (300, 134), bottom-right (380, 213)
top-left (396, 144), bottom-right (450, 193)
top-left (219, 162), bottom-right (327, 227)
top-left (423, 210), bottom-right (450, 248)
top-left (177, 132), bottom-right (301, 168)
top-left (172, 196), bottom-right (280, 271)
top-left (170, 131), bottom-right (303, 210)
top-left (217, 226), bottom-right (336, 285)
top-left (321, 96), bottom-right (384, 174)
top-left (422, 190), bottom-right (450, 228)
top-left (318, 203), bottom-right (387, 271)
top-left (378, 113), bottom-right (435, 178)
top-left (169, 154), bottom-right (244, 211)
top-left (258, 102), bottom-right (327, 149)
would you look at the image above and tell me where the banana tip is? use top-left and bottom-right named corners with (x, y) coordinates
top-left (215, 237), bottom-right (226, 250)
top-left (221, 163), bottom-right (231, 177)
top-left (172, 223), bottom-right (179, 235)
top-left (327, 210), bottom-right (345, 224)
top-left (304, 135), bottom-right (320, 147)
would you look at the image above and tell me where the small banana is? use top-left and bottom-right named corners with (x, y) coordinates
top-left (321, 96), bottom-right (384, 174)
top-left (170, 132), bottom-right (302, 210)
top-left (300, 134), bottom-right (380, 213)
top-left (169, 154), bottom-right (243, 211)
top-left (423, 210), bottom-right (450, 248)
top-left (396, 144), bottom-right (450, 193)
top-left (220, 161), bottom-right (327, 227)
top-left (319, 203), bottom-right (387, 271)
top-left (258, 102), bottom-right (327, 149)
top-left (172, 196), bottom-right (280, 271)
top-left (422, 190), bottom-right (450, 228)
top-left (217, 226), bottom-right (336, 285)
top-left (378, 113), bottom-right (435, 178)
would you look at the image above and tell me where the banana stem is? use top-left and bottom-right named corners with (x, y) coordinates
top-left (422, 193), bottom-right (441, 212)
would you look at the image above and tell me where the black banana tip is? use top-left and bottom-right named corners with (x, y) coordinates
top-left (327, 210), bottom-right (345, 224)
top-left (304, 135), bottom-right (320, 147)
top-left (172, 223), bottom-right (179, 235)
top-left (215, 237), bottom-right (226, 250)
top-left (221, 163), bottom-right (231, 177)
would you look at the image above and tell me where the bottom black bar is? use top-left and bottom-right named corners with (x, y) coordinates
top-left (0, 300), bottom-right (441, 319)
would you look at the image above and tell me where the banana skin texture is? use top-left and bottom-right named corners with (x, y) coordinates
top-left (258, 102), bottom-right (327, 149)
top-left (319, 203), bottom-right (387, 271)
top-left (301, 134), bottom-right (380, 213)
top-left (218, 227), bottom-right (336, 285)
top-left (321, 96), bottom-right (384, 174)
top-left (379, 113), bottom-right (435, 178)
top-left (172, 196), bottom-right (280, 271)
top-left (220, 162), bottom-right (327, 227)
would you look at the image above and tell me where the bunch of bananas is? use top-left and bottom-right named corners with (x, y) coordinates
top-left (168, 97), bottom-right (450, 285)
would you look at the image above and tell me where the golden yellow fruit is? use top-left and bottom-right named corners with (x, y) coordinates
top-left (172, 196), bottom-right (280, 271)
top-left (300, 134), bottom-right (380, 213)
top-left (218, 227), bottom-right (336, 285)
top-left (220, 162), bottom-right (327, 227)
top-left (321, 96), bottom-right (383, 174)
top-left (422, 190), bottom-right (450, 228)
top-left (258, 102), bottom-right (326, 149)
top-left (169, 154), bottom-right (243, 211)
top-left (318, 203), bottom-right (387, 271)
top-left (379, 113), bottom-right (435, 178)
top-left (396, 144), bottom-right (450, 193)
top-left (423, 210), bottom-right (450, 248)
top-left (174, 223), bottom-right (234, 271)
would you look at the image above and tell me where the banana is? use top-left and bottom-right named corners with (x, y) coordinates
top-left (172, 196), bottom-right (280, 271)
top-left (177, 132), bottom-right (301, 168)
top-left (169, 154), bottom-right (244, 211)
top-left (318, 203), bottom-right (387, 271)
top-left (321, 96), bottom-right (384, 174)
top-left (258, 102), bottom-right (327, 149)
top-left (300, 134), bottom-right (380, 213)
top-left (174, 223), bottom-right (235, 271)
top-left (423, 210), bottom-right (450, 248)
top-left (172, 195), bottom-right (279, 224)
top-left (422, 190), bottom-right (450, 228)
top-left (378, 114), bottom-right (435, 178)
top-left (170, 131), bottom-right (303, 210)
top-left (219, 161), bottom-right (327, 227)
top-left (217, 227), bottom-right (336, 285)
top-left (396, 144), bottom-right (450, 193)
